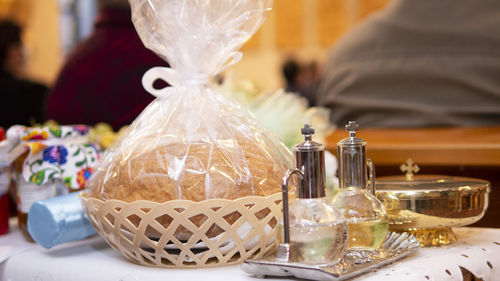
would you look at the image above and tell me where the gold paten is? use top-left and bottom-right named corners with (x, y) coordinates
top-left (376, 161), bottom-right (490, 247)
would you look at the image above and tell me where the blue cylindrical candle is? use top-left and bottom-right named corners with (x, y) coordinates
top-left (27, 192), bottom-right (97, 249)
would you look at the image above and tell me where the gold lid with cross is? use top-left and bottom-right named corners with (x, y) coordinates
top-left (376, 159), bottom-right (490, 247)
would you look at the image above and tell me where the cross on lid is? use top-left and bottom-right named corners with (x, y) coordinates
top-left (400, 158), bottom-right (420, 181)
top-left (345, 121), bottom-right (359, 138)
top-left (301, 124), bottom-right (315, 136)
top-left (301, 124), bottom-right (315, 141)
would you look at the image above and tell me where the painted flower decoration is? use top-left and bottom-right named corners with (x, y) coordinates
top-left (64, 176), bottom-right (72, 187)
top-left (22, 129), bottom-right (48, 141)
top-left (76, 167), bottom-right (93, 189)
top-left (73, 125), bottom-right (90, 136)
top-left (42, 146), bottom-right (68, 164)
top-left (26, 142), bottom-right (47, 154)
top-left (29, 170), bottom-right (45, 185)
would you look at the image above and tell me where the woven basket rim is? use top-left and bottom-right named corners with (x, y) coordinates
top-left (79, 191), bottom-right (282, 205)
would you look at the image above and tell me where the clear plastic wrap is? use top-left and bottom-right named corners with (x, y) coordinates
top-left (89, 0), bottom-right (291, 203)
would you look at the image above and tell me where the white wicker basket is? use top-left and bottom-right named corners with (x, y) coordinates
top-left (80, 192), bottom-right (282, 267)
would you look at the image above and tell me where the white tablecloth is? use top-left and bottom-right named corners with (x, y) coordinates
top-left (0, 219), bottom-right (499, 281)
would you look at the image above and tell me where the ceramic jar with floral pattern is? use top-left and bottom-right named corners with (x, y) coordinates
top-left (5, 125), bottom-right (101, 240)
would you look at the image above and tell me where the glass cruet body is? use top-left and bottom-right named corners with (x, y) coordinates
top-left (331, 121), bottom-right (388, 250)
top-left (281, 124), bottom-right (348, 264)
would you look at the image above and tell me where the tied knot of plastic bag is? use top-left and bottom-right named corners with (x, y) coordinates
top-left (141, 67), bottom-right (208, 99)
top-left (141, 51), bottom-right (242, 99)
top-left (180, 74), bottom-right (210, 86)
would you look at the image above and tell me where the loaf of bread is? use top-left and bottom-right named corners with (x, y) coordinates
top-left (90, 139), bottom-right (284, 202)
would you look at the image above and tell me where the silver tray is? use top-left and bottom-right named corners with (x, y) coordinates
top-left (241, 232), bottom-right (420, 281)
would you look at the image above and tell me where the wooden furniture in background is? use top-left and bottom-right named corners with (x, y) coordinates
top-left (326, 127), bottom-right (500, 228)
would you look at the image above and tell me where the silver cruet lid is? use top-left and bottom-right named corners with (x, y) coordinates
top-left (337, 121), bottom-right (373, 192)
top-left (292, 124), bottom-right (326, 199)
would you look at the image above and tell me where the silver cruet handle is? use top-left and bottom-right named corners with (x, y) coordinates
top-left (367, 158), bottom-right (376, 195)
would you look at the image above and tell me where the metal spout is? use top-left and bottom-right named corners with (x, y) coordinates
top-left (281, 169), bottom-right (303, 244)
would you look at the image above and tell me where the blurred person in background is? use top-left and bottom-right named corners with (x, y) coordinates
top-left (46, 0), bottom-right (168, 130)
top-left (282, 58), bottom-right (320, 107)
top-left (0, 20), bottom-right (47, 129)
top-left (317, 0), bottom-right (500, 127)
